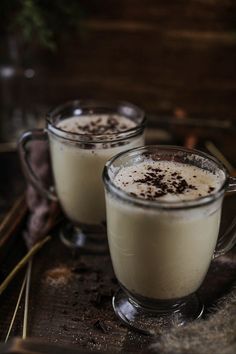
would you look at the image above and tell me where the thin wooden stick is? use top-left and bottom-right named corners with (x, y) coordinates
top-left (0, 195), bottom-right (25, 235)
top-left (0, 142), bottom-right (17, 153)
top-left (23, 259), bottom-right (32, 339)
top-left (0, 196), bottom-right (27, 250)
top-left (205, 141), bottom-right (234, 173)
top-left (0, 236), bottom-right (51, 296)
top-left (5, 274), bottom-right (27, 342)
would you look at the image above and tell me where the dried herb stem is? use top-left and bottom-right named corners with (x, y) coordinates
top-left (0, 195), bottom-right (25, 235)
top-left (5, 274), bottom-right (27, 342)
top-left (0, 195), bottom-right (27, 248)
top-left (205, 141), bottom-right (234, 173)
top-left (0, 236), bottom-right (51, 296)
top-left (23, 259), bottom-right (32, 339)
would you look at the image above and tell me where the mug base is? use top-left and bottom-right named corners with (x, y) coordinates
top-left (112, 288), bottom-right (204, 336)
top-left (60, 222), bottom-right (108, 254)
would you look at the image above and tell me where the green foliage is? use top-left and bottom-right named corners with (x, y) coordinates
top-left (0, 0), bottom-right (85, 50)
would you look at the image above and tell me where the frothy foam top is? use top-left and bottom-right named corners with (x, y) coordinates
top-left (114, 160), bottom-right (224, 201)
top-left (57, 114), bottom-right (136, 135)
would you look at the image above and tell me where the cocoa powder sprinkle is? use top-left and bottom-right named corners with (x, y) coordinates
top-left (114, 160), bottom-right (223, 202)
top-left (131, 167), bottom-right (199, 200)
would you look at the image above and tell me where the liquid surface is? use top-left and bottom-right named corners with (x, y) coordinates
top-left (57, 114), bottom-right (136, 135)
top-left (114, 160), bottom-right (224, 201)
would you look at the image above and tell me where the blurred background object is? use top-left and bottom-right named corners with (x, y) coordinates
top-left (1, 0), bottom-right (236, 146)
top-left (0, 0), bottom-right (85, 144)
top-left (32, 0), bottom-right (236, 118)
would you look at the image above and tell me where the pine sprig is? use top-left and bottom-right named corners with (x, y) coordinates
top-left (0, 0), bottom-right (85, 50)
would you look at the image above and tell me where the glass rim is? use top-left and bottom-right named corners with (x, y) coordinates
top-left (46, 99), bottom-right (146, 143)
top-left (103, 145), bottom-right (229, 210)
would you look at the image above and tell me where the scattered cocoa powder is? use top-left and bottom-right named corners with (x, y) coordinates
top-left (44, 266), bottom-right (72, 287)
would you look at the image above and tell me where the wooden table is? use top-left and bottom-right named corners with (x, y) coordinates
top-left (0, 122), bottom-right (236, 353)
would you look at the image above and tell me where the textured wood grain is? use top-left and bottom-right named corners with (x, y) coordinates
top-left (23, 0), bottom-right (236, 123)
top-left (0, 126), bottom-right (236, 352)
top-left (1, 217), bottom-right (236, 352)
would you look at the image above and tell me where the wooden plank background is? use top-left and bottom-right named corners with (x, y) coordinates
top-left (31, 0), bottom-right (236, 120)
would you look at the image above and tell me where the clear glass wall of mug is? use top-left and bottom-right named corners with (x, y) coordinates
top-left (19, 100), bottom-right (146, 251)
top-left (103, 145), bottom-right (236, 334)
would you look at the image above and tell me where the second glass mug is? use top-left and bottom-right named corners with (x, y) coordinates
top-left (18, 99), bottom-right (146, 251)
top-left (103, 145), bottom-right (236, 334)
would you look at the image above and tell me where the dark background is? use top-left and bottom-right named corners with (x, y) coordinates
top-left (1, 0), bottom-right (236, 138)
top-left (36, 0), bottom-right (236, 118)
top-left (1, 0), bottom-right (236, 233)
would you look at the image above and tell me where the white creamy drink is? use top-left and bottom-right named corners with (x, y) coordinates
top-left (106, 160), bottom-right (224, 300)
top-left (49, 114), bottom-right (144, 225)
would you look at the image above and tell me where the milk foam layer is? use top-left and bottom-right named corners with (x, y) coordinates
top-left (114, 160), bottom-right (224, 202)
top-left (57, 114), bottom-right (136, 135)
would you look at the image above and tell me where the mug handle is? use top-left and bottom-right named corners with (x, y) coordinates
top-left (18, 129), bottom-right (58, 202)
top-left (213, 176), bottom-right (236, 258)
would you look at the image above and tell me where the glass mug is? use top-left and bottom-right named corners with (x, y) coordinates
top-left (19, 100), bottom-right (146, 251)
top-left (103, 145), bottom-right (236, 334)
